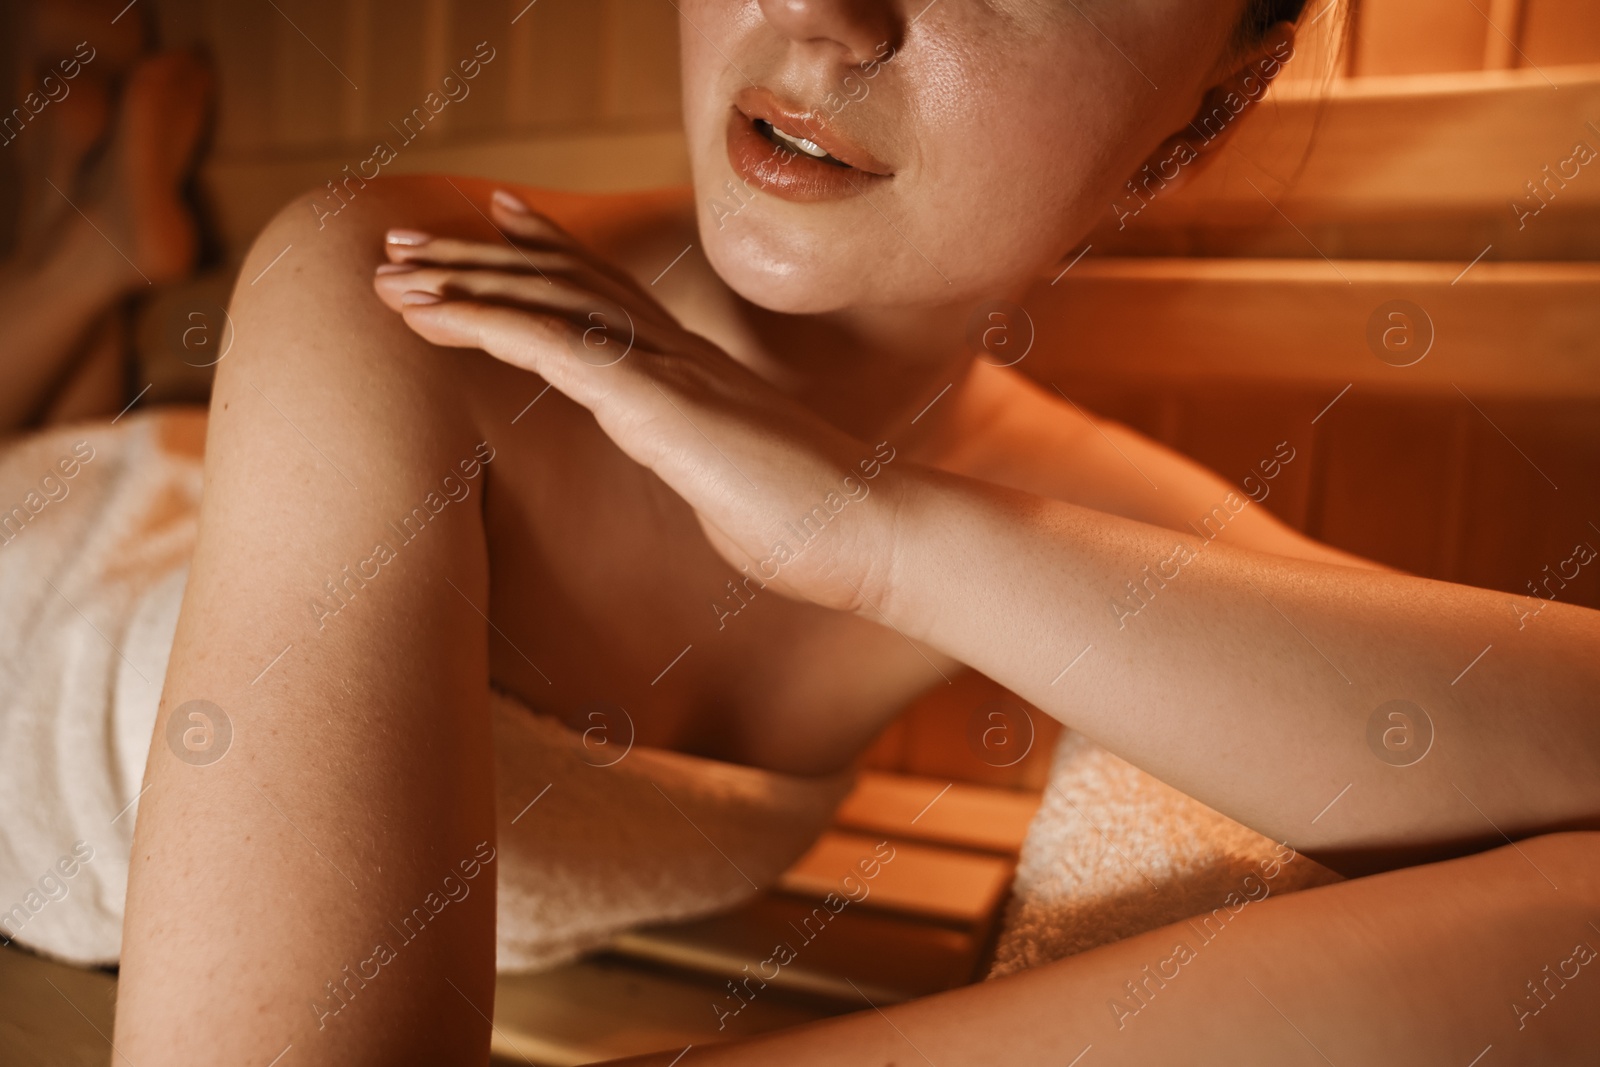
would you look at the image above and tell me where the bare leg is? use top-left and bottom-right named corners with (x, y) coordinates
top-left (38, 306), bottom-right (127, 425)
top-left (0, 51), bottom-right (208, 432)
top-left (612, 832), bottom-right (1600, 1065)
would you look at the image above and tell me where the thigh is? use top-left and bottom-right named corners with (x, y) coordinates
top-left (114, 178), bottom-right (507, 1065)
top-left (627, 833), bottom-right (1600, 1066)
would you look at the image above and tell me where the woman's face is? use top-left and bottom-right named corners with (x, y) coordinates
top-left (680, 0), bottom-right (1250, 314)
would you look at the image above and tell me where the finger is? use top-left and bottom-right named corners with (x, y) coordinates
top-left (376, 269), bottom-right (683, 355)
top-left (374, 259), bottom-right (677, 334)
top-left (385, 231), bottom-right (568, 271)
top-left (398, 298), bottom-right (641, 414)
top-left (386, 227), bottom-right (666, 314)
top-left (488, 189), bottom-right (583, 248)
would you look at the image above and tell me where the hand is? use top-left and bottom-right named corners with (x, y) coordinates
top-left (371, 190), bottom-right (905, 615)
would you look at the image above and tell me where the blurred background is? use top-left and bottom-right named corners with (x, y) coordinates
top-left (0, 0), bottom-right (1594, 606)
top-left (2, 1), bottom-right (1598, 1063)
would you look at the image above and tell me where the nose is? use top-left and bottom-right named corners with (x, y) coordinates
top-left (755, 0), bottom-right (901, 65)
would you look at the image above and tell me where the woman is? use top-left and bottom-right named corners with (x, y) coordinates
top-left (107, 0), bottom-right (1599, 1063)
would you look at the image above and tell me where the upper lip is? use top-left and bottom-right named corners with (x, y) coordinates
top-left (733, 85), bottom-right (893, 176)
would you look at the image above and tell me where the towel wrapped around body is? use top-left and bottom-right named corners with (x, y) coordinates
top-left (0, 409), bottom-right (852, 972)
top-left (988, 729), bottom-right (1341, 979)
top-left (0, 407), bottom-right (1337, 984)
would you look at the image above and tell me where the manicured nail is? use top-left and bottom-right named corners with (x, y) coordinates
top-left (386, 229), bottom-right (432, 246)
top-left (374, 263), bottom-right (417, 275)
top-left (401, 291), bottom-right (443, 306)
top-left (491, 189), bottom-right (530, 214)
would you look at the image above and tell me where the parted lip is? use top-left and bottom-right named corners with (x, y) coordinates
top-left (733, 85), bottom-right (894, 176)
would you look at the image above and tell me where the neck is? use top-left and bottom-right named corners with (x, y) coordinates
top-left (731, 297), bottom-right (986, 448)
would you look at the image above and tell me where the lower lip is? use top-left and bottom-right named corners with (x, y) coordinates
top-left (724, 107), bottom-right (888, 203)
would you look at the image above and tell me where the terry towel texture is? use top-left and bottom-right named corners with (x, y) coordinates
top-left (1, 407), bottom-right (1336, 981)
top-left (988, 729), bottom-right (1341, 978)
top-left (0, 410), bottom-right (851, 972)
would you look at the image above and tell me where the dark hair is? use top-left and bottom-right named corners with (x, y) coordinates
top-left (1238, 0), bottom-right (1309, 41)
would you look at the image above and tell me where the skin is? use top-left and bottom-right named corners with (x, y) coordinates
top-left (113, 1), bottom-right (1600, 1064)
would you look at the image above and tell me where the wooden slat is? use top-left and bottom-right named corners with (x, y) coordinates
top-left (0, 944), bottom-right (117, 1067)
top-left (1099, 65), bottom-right (1600, 241)
top-left (1306, 398), bottom-right (1477, 575)
top-left (600, 0), bottom-right (683, 125)
top-left (831, 771), bottom-right (1040, 856)
top-left (491, 956), bottom-right (827, 1066)
top-left (1024, 258), bottom-right (1600, 399)
top-left (777, 832), bottom-right (1014, 927)
top-left (204, 0), bottom-right (280, 155)
top-left (268, 0), bottom-right (354, 150)
top-left (504, 0), bottom-right (606, 130)
top-left (858, 671), bottom-right (1063, 790)
top-left (197, 127), bottom-right (692, 258)
top-left (1521, 0), bottom-right (1600, 68)
top-left (1482, 0), bottom-right (1526, 70)
top-left (1350, 0), bottom-right (1489, 76)
top-left (611, 892), bottom-right (980, 1004)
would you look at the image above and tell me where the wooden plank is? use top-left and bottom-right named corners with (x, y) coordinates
top-left (777, 832), bottom-right (1014, 927)
top-left (1450, 400), bottom-right (1600, 605)
top-left (505, 0), bottom-right (606, 130)
top-left (1160, 384), bottom-right (1324, 534)
top-left (1022, 258), bottom-right (1600, 399)
top-left (1520, 0), bottom-right (1600, 68)
top-left (858, 670), bottom-right (1063, 790)
top-left (831, 772), bottom-right (1040, 856)
top-left (611, 893), bottom-right (980, 1004)
top-left (1306, 397), bottom-right (1475, 575)
top-left (600, 0), bottom-right (683, 125)
top-left (268, 0), bottom-right (355, 151)
top-left (492, 956), bottom-right (827, 1066)
top-left (0, 944), bottom-right (117, 1067)
top-left (1350, 0), bottom-right (1488, 75)
top-left (443, 0), bottom-right (513, 141)
top-left (203, 0), bottom-right (280, 155)
top-left (1124, 64), bottom-right (1600, 222)
top-left (1482, 0), bottom-right (1526, 70)
top-left (197, 127), bottom-right (691, 258)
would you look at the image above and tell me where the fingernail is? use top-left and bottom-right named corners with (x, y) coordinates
top-left (374, 263), bottom-right (417, 275)
top-left (491, 189), bottom-right (530, 215)
top-left (401, 291), bottom-right (443, 306)
top-left (386, 229), bottom-right (432, 246)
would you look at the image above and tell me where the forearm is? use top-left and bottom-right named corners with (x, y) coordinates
top-left (876, 465), bottom-right (1600, 865)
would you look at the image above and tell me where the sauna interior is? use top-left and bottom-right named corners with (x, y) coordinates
top-left (1, 0), bottom-right (1597, 1063)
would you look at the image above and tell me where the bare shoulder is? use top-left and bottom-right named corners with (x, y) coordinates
top-left (947, 363), bottom-right (1378, 568)
top-left (939, 361), bottom-right (1150, 507)
top-left (240, 175), bottom-right (692, 287)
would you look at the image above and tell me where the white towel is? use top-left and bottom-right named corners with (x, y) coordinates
top-left (0, 409), bottom-right (851, 972)
top-left (0, 406), bottom-right (1338, 982)
top-left (988, 730), bottom-right (1341, 979)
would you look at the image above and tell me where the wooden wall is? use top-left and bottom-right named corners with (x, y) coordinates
top-left (1351, 0), bottom-right (1600, 74)
top-left (125, 0), bottom-right (1600, 720)
top-left (4, 0), bottom-right (1596, 763)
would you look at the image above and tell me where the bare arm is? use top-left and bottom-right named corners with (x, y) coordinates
top-left (113, 183), bottom-right (503, 1064)
top-left (370, 192), bottom-right (1600, 874)
top-left (879, 464), bottom-right (1600, 871)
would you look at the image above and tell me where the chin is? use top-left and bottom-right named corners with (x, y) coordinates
top-left (693, 191), bottom-right (1025, 316)
top-left (695, 207), bottom-right (864, 315)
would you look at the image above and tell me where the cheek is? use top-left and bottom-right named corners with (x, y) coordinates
top-left (898, 40), bottom-right (1155, 287)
